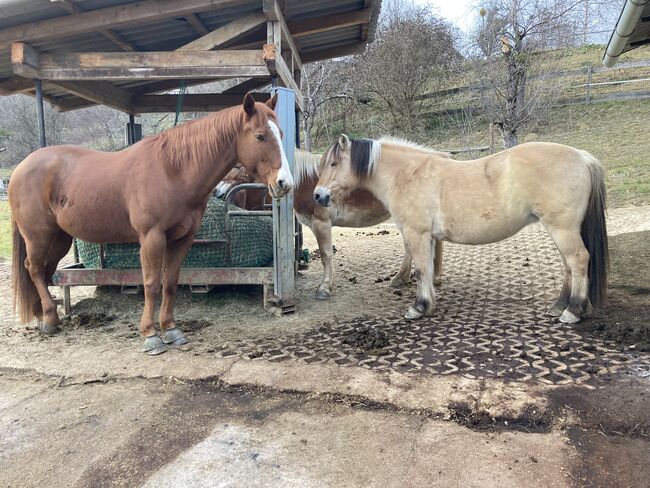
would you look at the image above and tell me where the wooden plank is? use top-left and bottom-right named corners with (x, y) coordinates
top-left (0, 76), bottom-right (35, 95)
top-left (264, 44), bottom-right (303, 111)
top-left (0, 0), bottom-right (244, 50)
top-left (132, 92), bottom-right (270, 113)
top-left (223, 77), bottom-right (271, 93)
top-left (263, 0), bottom-right (302, 70)
top-left (287, 8), bottom-right (371, 38)
top-left (14, 48), bottom-right (270, 80)
top-left (178, 12), bottom-right (267, 51)
top-left (51, 0), bottom-right (137, 51)
top-left (49, 80), bottom-right (133, 113)
top-left (185, 13), bottom-right (210, 35)
top-left (11, 42), bottom-right (40, 78)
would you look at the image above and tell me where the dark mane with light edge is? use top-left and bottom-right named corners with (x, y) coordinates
top-left (324, 138), bottom-right (380, 178)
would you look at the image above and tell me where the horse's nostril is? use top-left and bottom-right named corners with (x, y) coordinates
top-left (278, 179), bottom-right (287, 189)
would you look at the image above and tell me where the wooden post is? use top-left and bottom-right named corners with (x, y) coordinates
top-left (488, 122), bottom-right (495, 154)
top-left (271, 87), bottom-right (296, 313)
top-left (34, 79), bottom-right (46, 147)
top-left (585, 64), bottom-right (592, 104)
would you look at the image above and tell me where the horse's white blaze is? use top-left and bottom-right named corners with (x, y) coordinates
top-left (268, 120), bottom-right (293, 189)
top-left (215, 181), bottom-right (231, 197)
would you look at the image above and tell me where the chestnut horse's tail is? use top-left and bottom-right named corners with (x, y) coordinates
top-left (581, 158), bottom-right (609, 310)
top-left (12, 218), bottom-right (41, 323)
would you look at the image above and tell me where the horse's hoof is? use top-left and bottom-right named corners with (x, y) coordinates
top-left (143, 335), bottom-right (168, 355)
top-left (547, 305), bottom-right (564, 317)
top-left (38, 322), bottom-right (60, 335)
top-left (434, 276), bottom-right (442, 287)
top-left (315, 288), bottom-right (331, 300)
top-left (559, 309), bottom-right (581, 324)
top-left (390, 276), bottom-right (408, 288)
top-left (404, 307), bottom-right (423, 320)
top-left (162, 328), bottom-right (189, 346)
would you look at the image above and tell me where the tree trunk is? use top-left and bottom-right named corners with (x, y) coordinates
top-left (303, 117), bottom-right (314, 152)
top-left (501, 128), bottom-right (518, 148)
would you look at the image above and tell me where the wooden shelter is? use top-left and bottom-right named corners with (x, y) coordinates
top-left (0, 0), bottom-right (382, 313)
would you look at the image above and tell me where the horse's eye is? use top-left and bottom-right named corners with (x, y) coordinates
top-left (331, 161), bottom-right (338, 167)
top-left (255, 134), bottom-right (264, 141)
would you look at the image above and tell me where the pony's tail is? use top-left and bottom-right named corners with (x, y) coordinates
top-left (12, 218), bottom-right (41, 323)
top-left (581, 158), bottom-right (609, 310)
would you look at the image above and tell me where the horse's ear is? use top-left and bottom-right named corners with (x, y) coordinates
top-left (243, 93), bottom-right (256, 117)
top-left (266, 93), bottom-right (278, 110)
top-left (338, 134), bottom-right (350, 151)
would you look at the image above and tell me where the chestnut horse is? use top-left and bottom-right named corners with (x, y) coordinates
top-left (9, 94), bottom-right (293, 355)
top-left (315, 135), bottom-right (608, 323)
top-left (218, 149), bottom-right (444, 299)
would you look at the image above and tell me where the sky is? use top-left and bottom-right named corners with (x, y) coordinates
top-left (413, 0), bottom-right (474, 32)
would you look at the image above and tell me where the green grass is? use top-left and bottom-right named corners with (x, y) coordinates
top-left (0, 200), bottom-right (12, 260)
top-left (0, 166), bottom-right (15, 180)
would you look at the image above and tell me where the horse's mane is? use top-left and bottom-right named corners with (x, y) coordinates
top-left (378, 136), bottom-right (450, 158)
top-left (145, 106), bottom-right (245, 176)
top-left (294, 148), bottom-right (321, 185)
top-left (325, 138), bottom-right (381, 178)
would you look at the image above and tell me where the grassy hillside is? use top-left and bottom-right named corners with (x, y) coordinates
top-left (427, 98), bottom-right (650, 208)
top-left (0, 201), bottom-right (11, 259)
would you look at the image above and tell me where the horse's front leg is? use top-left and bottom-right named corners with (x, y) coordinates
top-left (312, 217), bottom-right (334, 300)
top-left (159, 234), bottom-right (195, 347)
top-left (402, 227), bottom-right (436, 320)
top-left (139, 228), bottom-right (167, 355)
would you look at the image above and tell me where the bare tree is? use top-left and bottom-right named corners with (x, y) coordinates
top-left (470, 0), bottom-right (596, 147)
top-left (348, 0), bottom-right (460, 138)
top-left (300, 61), bottom-right (355, 151)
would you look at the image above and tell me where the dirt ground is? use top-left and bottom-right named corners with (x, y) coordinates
top-left (0, 205), bottom-right (649, 487)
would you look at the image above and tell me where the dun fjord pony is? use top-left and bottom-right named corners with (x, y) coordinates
top-left (314, 135), bottom-right (608, 323)
top-left (217, 149), bottom-right (444, 299)
top-left (10, 94), bottom-right (293, 355)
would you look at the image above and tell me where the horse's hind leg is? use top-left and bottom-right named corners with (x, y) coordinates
top-left (547, 255), bottom-right (571, 317)
top-left (24, 231), bottom-right (70, 334)
top-left (159, 234), bottom-right (194, 347)
top-left (547, 227), bottom-right (590, 323)
top-left (402, 228), bottom-right (436, 320)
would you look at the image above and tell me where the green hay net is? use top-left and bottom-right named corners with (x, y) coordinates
top-left (75, 197), bottom-right (273, 269)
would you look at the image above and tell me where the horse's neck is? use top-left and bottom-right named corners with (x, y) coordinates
top-left (164, 109), bottom-right (241, 200)
top-left (364, 145), bottom-right (440, 210)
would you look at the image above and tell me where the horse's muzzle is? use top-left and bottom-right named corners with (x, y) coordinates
top-left (313, 187), bottom-right (331, 207)
top-left (269, 178), bottom-right (292, 199)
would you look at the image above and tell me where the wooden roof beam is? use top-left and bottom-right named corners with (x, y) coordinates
top-left (0, 0), bottom-right (244, 50)
top-left (50, 0), bottom-right (137, 51)
top-left (185, 13), bottom-right (210, 36)
top-left (263, 0), bottom-right (302, 71)
top-left (0, 76), bottom-right (35, 95)
top-left (47, 80), bottom-right (133, 113)
top-left (287, 8), bottom-right (371, 38)
top-left (132, 92), bottom-right (270, 113)
top-left (178, 12), bottom-right (267, 51)
top-left (263, 43), bottom-right (302, 111)
top-left (11, 43), bottom-right (269, 81)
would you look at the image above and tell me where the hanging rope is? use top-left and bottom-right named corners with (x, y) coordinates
top-left (174, 79), bottom-right (187, 126)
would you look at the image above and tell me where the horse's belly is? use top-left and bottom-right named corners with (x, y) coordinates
top-left (56, 207), bottom-right (137, 244)
top-left (436, 213), bottom-right (536, 245)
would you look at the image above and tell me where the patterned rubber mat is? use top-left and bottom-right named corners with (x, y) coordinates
top-left (215, 223), bottom-right (649, 385)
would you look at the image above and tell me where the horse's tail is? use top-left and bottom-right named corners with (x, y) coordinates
top-left (581, 156), bottom-right (609, 310)
top-left (12, 218), bottom-right (41, 323)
